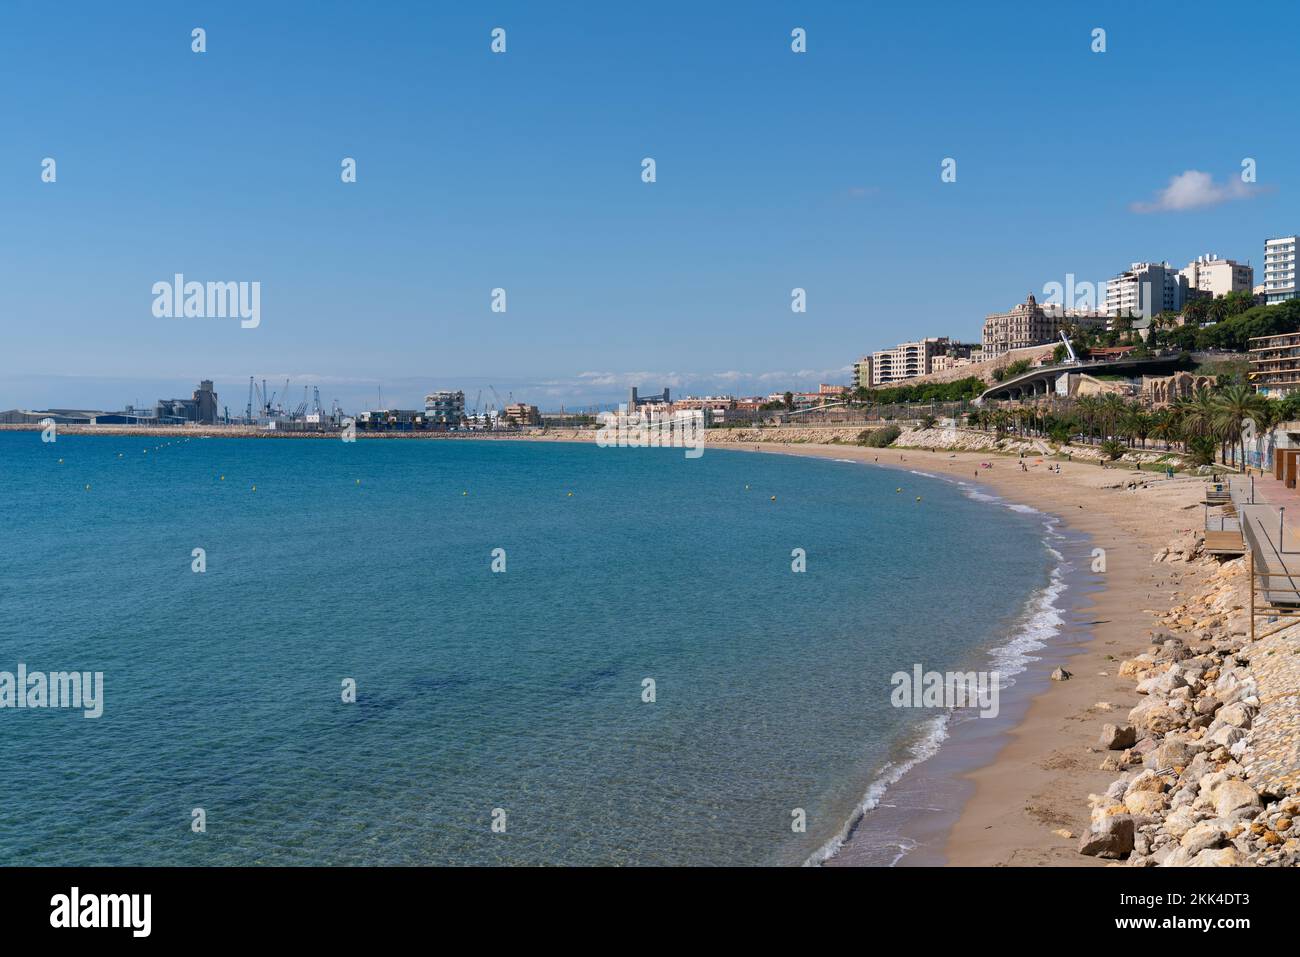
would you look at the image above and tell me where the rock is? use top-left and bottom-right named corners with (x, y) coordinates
top-left (1051, 667), bottom-right (1072, 681)
top-left (1189, 846), bottom-right (1246, 866)
top-left (1180, 821), bottom-right (1226, 856)
top-left (1052, 828), bottom-right (1073, 839)
top-left (1194, 696), bottom-right (1221, 716)
top-left (1079, 814), bottom-right (1135, 859)
top-left (1152, 739), bottom-right (1199, 770)
top-left (1163, 806), bottom-right (1201, 839)
top-left (1132, 703), bottom-right (1184, 735)
top-left (1126, 770), bottom-right (1166, 796)
top-left (1126, 791), bottom-right (1169, 816)
top-left (1208, 725), bottom-right (1245, 749)
top-left (1217, 703), bottom-right (1252, 729)
top-left (1137, 667), bottom-right (1188, 696)
top-left (1099, 724), bottom-right (1137, 750)
top-left (1211, 780), bottom-right (1262, 821)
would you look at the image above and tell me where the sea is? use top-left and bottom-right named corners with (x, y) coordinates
top-left (0, 433), bottom-right (1086, 866)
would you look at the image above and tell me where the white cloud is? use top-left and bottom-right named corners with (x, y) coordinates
top-left (1130, 170), bottom-right (1258, 213)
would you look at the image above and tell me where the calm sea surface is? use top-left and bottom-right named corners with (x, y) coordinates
top-left (0, 433), bottom-right (1056, 865)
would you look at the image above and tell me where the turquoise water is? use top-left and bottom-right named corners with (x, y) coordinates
top-left (0, 433), bottom-right (1054, 865)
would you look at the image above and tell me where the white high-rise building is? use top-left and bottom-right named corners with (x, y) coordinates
top-left (1105, 262), bottom-right (1187, 320)
top-left (1264, 236), bottom-right (1298, 304)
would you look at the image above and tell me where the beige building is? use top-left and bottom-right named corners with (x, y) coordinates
top-left (982, 294), bottom-right (1059, 355)
top-left (871, 337), bottom-right (952, 386)
top-left (502, 403), bottom-right (541, 427)
top-left (1249, 332), bottom-right (1300, 397)
top-left (1180, 254), bottom-right (1253, 299)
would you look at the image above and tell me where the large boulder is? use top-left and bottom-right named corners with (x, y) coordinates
top-left (1210, 780), bottom-right (1262, 822)
top-left (1217, 703), bottom-right (1253, 729)
top-left (1099, 724), bottom-right (1137, 750)
top-left (1162, 806), bottom-right (1201, 840)
top-left (1180, 821), bottom-right (1226, 857)
top-left (1078, 813), bottom-right (1135, 859)
top-left (1126, 790), bottom-right (1169, 816)
top-left (1189, 846), bottom-right (1247, 867)
top-left (1125, 770), bottom-right (1166, 797)
top-left (1151, 739), bottom-right (1199, 770)
top-left (1208, 725), bottom-right (1245, 749)
top-left (1137, 667), bottom-right (1188, 696)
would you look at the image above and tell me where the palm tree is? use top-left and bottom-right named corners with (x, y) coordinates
top-left (1176, 387), bottom-right (1219, 454)
top-left (1149, 408), bottom-right (1179, 452)
top-left (1075, 396), bottom-right (1100, 444)
top-left (1212, 383), bottom-right (1271, 470)
top-left (1122, 406), bottom-right (1153, 448)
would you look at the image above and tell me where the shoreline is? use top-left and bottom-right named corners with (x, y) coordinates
top-left (720, 440), bottom-right (1212, 866)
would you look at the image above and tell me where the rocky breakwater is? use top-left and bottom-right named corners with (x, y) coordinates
top-left (1077, 533), bottom-right (1300, 866)
top-left (893, 427), bottom-right (1187, 467)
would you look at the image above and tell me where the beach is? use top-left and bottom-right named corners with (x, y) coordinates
top-left (725, 440), bottom-right (1216, 865)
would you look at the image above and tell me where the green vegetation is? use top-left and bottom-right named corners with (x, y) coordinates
top-left (1148, 298), bottom-right (1300, 353)
top-left (1099, 439), bottom-right (1126, 461)
top-left (974, 383), bottom-right (1275, 470)
top-left (852, 376), bottom-right (984, 405)
top-left (859, 424), bottom-right (901, 447)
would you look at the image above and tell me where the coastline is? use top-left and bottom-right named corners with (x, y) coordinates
top-left (721, 440), bottom-right (1211, 866)
top-left (20, 425), bottom-right (1220, 866)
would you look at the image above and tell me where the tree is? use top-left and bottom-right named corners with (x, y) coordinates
top-left (1211, 383), bottom-right (1271, 469)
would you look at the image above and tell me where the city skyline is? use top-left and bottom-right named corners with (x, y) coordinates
top-left (4, 1), bottom-right (1298, 411)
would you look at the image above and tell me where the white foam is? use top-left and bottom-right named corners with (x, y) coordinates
top-left (813, 478), bottom-right (1076, 867)
top-left (803, 713), bottom-right (950, 867)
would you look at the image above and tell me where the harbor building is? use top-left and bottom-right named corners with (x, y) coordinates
top-left (502, 403), bottom-right (541, 427)
top-left (424, 390), bottom-right (465, 426)
top-left (152, 380), bottom-right (221, 424)
top-left (629, 386), bottom-right (671, 409)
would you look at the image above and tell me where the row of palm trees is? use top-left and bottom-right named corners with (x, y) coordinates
top-left (970, 385), bottom-right (1276, 468)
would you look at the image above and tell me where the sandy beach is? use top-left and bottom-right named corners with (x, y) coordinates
top-left (724, 439), bottom-right (1217, 866)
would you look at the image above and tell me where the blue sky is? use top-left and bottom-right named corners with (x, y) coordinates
top-left (1, 0), bottom-right (1295, 412)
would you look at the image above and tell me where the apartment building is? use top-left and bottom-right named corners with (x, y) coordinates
top-left (1249, 332), bottom-right (1300, 397)
top-left (1105, 262), bottom-right (1187, 319)
top-left (871, 337), bottom-right (952, 386)
top-left (424, 390), bottom-right (466, 425)
top-left (1264, 236), bottom-right (1298, 305)
top-left (1180, 254), bottom-right (1253, 300)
